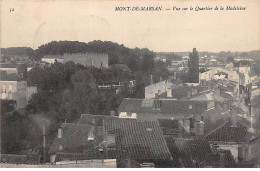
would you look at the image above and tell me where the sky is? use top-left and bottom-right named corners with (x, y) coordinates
top-left (1, 0), bottom-right (260, 52)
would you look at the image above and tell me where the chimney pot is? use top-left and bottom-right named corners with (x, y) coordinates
top-left (58, 127), bottom-right (63, 138)
top-left (110, 111), bottom-right (115, 117)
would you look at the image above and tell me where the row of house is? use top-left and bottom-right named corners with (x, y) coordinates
top-left (47, 109), bottom-right (260, 167)
top-left (48, 113), bottom-right (239, 167)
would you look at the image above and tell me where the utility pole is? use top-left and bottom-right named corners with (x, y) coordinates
top-left (43, 116), bottom-right (46, 164)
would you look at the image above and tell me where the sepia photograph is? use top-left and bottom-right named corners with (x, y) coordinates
top-left (0, 0), bottom-right (260, 168)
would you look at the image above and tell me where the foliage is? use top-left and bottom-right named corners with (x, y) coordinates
top-left (1, 47), bottom-right (35, 59)
top-left (0, 100), bottom-right (16, 114)
top-left (61, 70), bottom-right (98, 121)
top-left (1, 112), bottom-right (28, 154)
top-left (226, 56), bottom-right (235, 63)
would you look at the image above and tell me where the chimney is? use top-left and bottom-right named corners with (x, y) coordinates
top-left (212, 144), bottom-right (219, 154)
top-left (58, 127), bottom-right (63, 138)
top-left (214, 87), bottom-right (220, 97)
top-left (167, 88), bottom-right (172, 97)
top-left (196, 120), bottom-right (205, 136)
top-left (183, 119), bottom-right (191, 133)
top-left (219, 151), bottom-right (225, 168)
top-left (150, 74), bottom-right (153, 85)
top-left (178, 120), bottom-right (184, 138)
top-left (223, 101), bottom-right (228, 112)
top-left (230, 107), bottom-right (237, 127)
top-left (110, 110), bottom-right (115, 117)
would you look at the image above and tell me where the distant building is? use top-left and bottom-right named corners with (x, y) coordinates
top-left (41, 53), bottom-right (109, 68)
top-left (0, 64), bottom-right (37, 109)
top-left (63, 53), bottom-right (108, 68)
top-left (41, 55), bottom-right (65, 64)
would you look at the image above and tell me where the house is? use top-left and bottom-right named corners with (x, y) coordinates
top-left (145, 80), bottom-right (174, 99)
top-left (204, 111), bottom-right (255, 163)
top-left (41, 55), bottom-right (65, 64)
top-left (0, 64), bottom-right (37, 109)
top-left (244, 136), bottom-right (260, 166)
top-left (164, 136), bottom-right (215, 167)
top-left (49, 114), bottom-right (173, 167)
top-left (157, 119), bottom-right (192, 138)
top-left (118, 98), bottom-right (213, 122)
top-left (199, 67), bottom-right (242, 84)
top-left (184, 88), bottom-right (234, 102)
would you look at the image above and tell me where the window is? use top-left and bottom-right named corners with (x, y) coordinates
top-left (2, 85), bottom-right (6, 93)
top-left (189, 105), bottom-right (193, 109)
top-left (106, 131), bottom-right (116, 149)
top-left (9, 85), bottom-right (13, 92)
top-left (146, 128), bottom-right (153, 131)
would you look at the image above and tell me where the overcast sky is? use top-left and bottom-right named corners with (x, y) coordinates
top-left (1, 0), bottom-right (260, 52)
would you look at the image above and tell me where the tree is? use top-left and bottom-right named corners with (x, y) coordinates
top-left (61, 70), bottom-right (98, 121)
top-left (226, 56), bottom-right (235, 63)
top-left (188, 48), bottom-right (199, 83)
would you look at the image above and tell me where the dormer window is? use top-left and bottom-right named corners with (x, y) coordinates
top-left (88, 120), bottom-right (95, 140)
top-left (88, 131), bottom-right (94, 141)
top-left (146, 128), bottom-right (153, 132)
top-left (59, 145), bottom-right (63, 151)
top-left (106, 131), bottom-right (116, 149)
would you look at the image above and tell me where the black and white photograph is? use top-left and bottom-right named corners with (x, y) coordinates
top-left (0, 0), bottom-right (260, 168)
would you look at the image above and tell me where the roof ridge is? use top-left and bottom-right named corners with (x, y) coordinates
top-left (205, 120), bottom-right (229, 137)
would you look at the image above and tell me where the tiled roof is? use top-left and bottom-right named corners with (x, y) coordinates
top-left (172, 86), bottom-right (193, 100)
top-left (104, 119), bottom-right (172, 161)
top-left (215, 72), bottom-right (228, 75)
top-left (77, 114), bottom-right (118, 126)
top-left (164, 136), bottom-right (214, 167)
top-left (220, 91), bottom-right (233, 100)
top-left (118, 98), bottom-right (208, 118)
top-left (48, 123), bottom-right (103, 156)
top-left (205, 120), bottom-right (251, 143)
top-left (249, 70), bottom-right (256, 77)
top-left (252, 94), bottom-right (260, 107)
top-left (158, 119), bottom-right (178, 130)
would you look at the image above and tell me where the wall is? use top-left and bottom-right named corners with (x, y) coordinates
top-left (42, 58), bottom-right (64, 64)
top-left (0, 68), bottom-right (17, 74)
top-left (26, 86), bottom-right (37, 102)
top-left (63, 53), bottom-right (108, 68)
top-left (245, 137), bottom-right (260, 164)
top-left (14, 81), bottom-right (27, 109)
top-left (239, 67), bottom-right (251, 74)
top-left (217, 144), bottom-right (240, 163)
top-left (145, 80), bottom-right (173, 99)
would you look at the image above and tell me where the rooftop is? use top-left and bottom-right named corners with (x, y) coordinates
top-left (164, 136), bottom-right (214, 167)
top-left (118, 98), bottom-right (209, 118)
